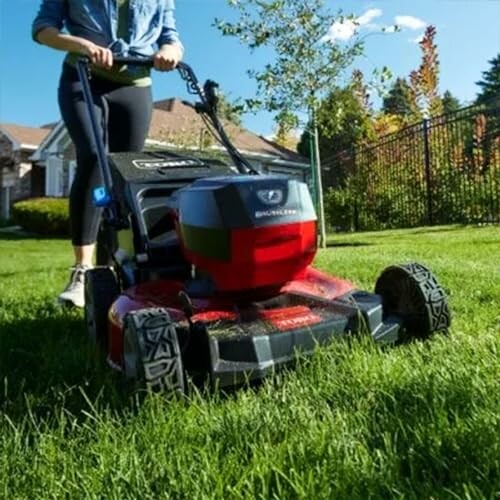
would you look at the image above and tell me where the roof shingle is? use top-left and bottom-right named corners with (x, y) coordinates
top-left (150, 99), bottom-right (305, 162)
top-left (0, 123), bottom-right (54, 148)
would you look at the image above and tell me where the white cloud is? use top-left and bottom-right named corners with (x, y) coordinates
top-left (322, 20), bottom-right (357, 42)
top-left (322, 8), bottom-right (383, 43)
top-left (357, 8), bottom-right (383, 26)
top-left (395, 15), bottom-right (426, 30)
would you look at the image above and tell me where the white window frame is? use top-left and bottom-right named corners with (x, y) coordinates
top-left (45, 156), bottom-right (64, 197)
top-left (68, 160), bottom-right (77, 194)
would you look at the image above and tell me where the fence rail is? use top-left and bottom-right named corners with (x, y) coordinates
top-left (321, 101), bottom-right (500, 231)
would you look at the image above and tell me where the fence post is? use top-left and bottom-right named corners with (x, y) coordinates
top-left (352, 147), bottom-right (359, 231)
top-left (423, 118), bottom-right (433, 225)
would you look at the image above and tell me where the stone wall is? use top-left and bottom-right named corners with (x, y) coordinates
top-left (0, 131), bottom-right (37, 218)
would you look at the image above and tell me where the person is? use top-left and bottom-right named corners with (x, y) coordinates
top-left (32, 0), bottom-right (183, 307)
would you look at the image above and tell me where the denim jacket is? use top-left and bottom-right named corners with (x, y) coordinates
top-left (32, 0), bottom-right (182, 57)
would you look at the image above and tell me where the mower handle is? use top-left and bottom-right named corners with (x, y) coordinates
top-left (75, 56), bottom-right (257, 210)
top-left (112, 56), bottom-right (190, 74)
top-left (112, 55), bottom-right (154, 67)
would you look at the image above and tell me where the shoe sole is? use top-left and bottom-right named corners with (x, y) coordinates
top-left (57, 297), bottom-right (85, 309)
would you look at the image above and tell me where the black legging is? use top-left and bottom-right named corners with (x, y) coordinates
top-left (58, 63), bottom-right (152, 246)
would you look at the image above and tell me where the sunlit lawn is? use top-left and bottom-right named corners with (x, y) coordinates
top-left (0, 225), bottom-right (499, 498)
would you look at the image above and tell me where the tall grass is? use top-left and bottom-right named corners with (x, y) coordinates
top-left (0, 226), bottom-right (499, 498)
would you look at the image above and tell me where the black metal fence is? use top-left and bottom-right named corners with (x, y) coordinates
top-left (321, 101), bottom-right (500, 231)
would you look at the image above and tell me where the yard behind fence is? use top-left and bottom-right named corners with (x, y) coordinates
top-left (322, 100), bottom-right (500, 231)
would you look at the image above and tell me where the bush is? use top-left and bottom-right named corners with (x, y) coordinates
top-left (323, 187), bottom-right (356, 232)
top-left (12, 198), bottom-right (70, 237)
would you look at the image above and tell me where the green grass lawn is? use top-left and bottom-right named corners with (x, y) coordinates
top-left (0, 226), bottom-right (499, 498)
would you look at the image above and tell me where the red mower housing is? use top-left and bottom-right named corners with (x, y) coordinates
top-left (176, 176), bottom-right (318, 291)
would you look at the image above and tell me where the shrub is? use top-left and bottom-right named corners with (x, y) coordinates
top-left (323, 187), bottom-right (356, 232)
top-left (12, 198), bottom-right (70, 237)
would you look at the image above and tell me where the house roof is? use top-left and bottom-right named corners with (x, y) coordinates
top-left (0, 123), bottom-right (54, 150)
top-left (150, 99), bottom-right (306, 163)
top-left (27, 98), bottom-right (308, 167)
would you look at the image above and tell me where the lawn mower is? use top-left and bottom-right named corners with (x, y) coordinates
top-left (78, 57), bottom-right (451, 395)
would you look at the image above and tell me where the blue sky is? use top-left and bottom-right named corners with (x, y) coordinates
top-left (0, 0), bottom-right (499, 136)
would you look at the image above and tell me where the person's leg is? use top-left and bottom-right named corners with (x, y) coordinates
top-left (93, 84), bottom-right (153, 268)
top-left (57, 67), bottom-right (152, 307)
top-left (57, 64), bottom-right (108, 306)
top-left (106, 84), bottom-right (153, 152)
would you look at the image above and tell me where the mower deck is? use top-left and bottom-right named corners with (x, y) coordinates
top-left (107, 267), bottom-right (400, 389)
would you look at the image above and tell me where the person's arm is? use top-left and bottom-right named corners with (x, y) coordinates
top-left (36, 27), bottom-right (114, 68)
top-left (154, 43), bottom-right (183, 71)
top-left (32, 1), bottom-right (112, 68)
top-left (154, 0), bottom-right (184, 71)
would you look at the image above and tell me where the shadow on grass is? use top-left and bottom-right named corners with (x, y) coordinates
top-left (326, 241), bottom-right (372, 248)
top-left (0, 232), bottom-right (67, 241)
top-left (0, 307), bottom-right (129, 424)
top-left (375, 224), bottom-right (488, 236)
top-left (0, 232), bottom-right (37, 241)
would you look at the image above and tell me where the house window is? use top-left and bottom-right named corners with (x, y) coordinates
top-left (57, 164), bottom-right (64, 197)
top-left (0, 187), bottom-right (11, 220)
top-left (45, 156), bottom-right (64, 197)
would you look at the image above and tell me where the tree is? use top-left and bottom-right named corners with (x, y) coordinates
top-left (372, 113), bottom-right (406, 137)
top-left (297, 70), bottom-right (374, 158)
top-left (442, 90), bottom-right (461, 114)
top-left (217, 93), bottom-right (244, 126)
top-left (216, 0), bottom-right (365, 247)
top-left (408, 25), bottom-right (443, 118)
top-left (273, 110), bottom-right (300, 149)
top-left (476, 53), bottom-right (500, 105)
top-left (318, 84), bottom-right (375, 185)
top-left (298, 74), bottom-right (375, 158)
top-left (382, 78), bottom-right (413, 117)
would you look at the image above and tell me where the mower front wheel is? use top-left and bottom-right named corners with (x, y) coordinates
top-left (375, 262), bottom-right (451, 341)
top-left (122, 308), bottom-right (186, 397)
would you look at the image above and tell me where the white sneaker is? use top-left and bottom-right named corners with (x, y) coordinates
top-left (58, 265), bottom-right (91, 308)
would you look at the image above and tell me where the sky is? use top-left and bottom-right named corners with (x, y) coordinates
top-left (0, 0), bottom-right (499, 137)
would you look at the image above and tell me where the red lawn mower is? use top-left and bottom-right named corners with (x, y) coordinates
top-left (78, 58), bottom-right (451, 395)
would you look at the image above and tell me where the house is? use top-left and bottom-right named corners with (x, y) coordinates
top-left (0, 123), bottom-right (55, 219)
top-left (2, 99), bottom-right (310, 218)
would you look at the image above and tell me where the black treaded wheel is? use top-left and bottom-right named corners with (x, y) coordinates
top-left (84, 267), bottom-right (120, 347)
top-left (96, 222), bottom-right (118, 267)
top-left (122, 308), bottom-right (187, 397)
top-left (375, 262), bottom-right (451, 340)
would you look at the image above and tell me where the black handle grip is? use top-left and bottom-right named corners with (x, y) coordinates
top-left (112, 56), bottom-right (153, 67)
top-left (79, 56), bottom-right (190, 73)
top-left (112, 56), bottom-right (190, 73)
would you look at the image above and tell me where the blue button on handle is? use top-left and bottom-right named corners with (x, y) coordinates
top-left (93, 186), bottom-right (111, 207)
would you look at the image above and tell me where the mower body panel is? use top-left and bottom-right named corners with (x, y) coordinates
top-left (106, 266), bottom-right (401, 387)
top-left (177, 176), bottom-right (317, 290)
top-left (93, 151), bottom-right (445, 391)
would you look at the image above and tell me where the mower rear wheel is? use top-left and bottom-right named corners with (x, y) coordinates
top-left (375, 262), bottom-right (451, 340)
top-left (84, 267), bottom-right (120, 347)
top-left (123, 308), bottom-right (186, 397)
top-left (96, 222), bottom-right (118, 267)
